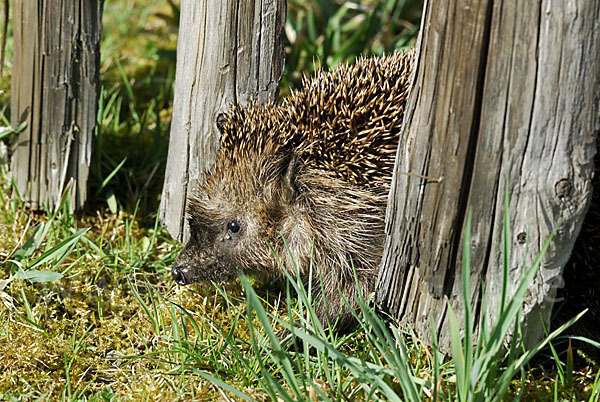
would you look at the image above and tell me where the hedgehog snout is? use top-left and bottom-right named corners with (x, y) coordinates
top-left (171, 262), bottom-right (191, 286)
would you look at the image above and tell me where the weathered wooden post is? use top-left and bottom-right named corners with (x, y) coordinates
top-left (160, 0), bottom-right (287, 241)
top-left (10, 1), bottom-right (103, 210)
top-left (376, 0), bottom-right (599, 352)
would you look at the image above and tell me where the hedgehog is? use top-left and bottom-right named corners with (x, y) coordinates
top-left (171, 50), bottom-right (415, 331)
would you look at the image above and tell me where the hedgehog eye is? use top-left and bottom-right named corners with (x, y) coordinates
top-left (227, 220), bottom-right (242, 234)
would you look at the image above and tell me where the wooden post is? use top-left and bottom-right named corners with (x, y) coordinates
top-left (376, 0), bottom-right (599, 352)
top-left (160, 0), bottom-right (287, 241)
top-left (10, 1), bottom-right (103, 210)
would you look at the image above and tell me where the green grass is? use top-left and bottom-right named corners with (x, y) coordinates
top-left (0, 0), bottom-right (599, 400)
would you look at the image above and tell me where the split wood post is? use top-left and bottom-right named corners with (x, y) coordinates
top-left (160, 0), bottom-right (287, 241)
top-left (376, 0), bottom-right (599, 352)
top-left (10, 1), bottom-right (103, 210)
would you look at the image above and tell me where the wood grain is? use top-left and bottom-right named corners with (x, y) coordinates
top-left (10, 0), bottom-right (102, 210)
top-left (376, 0), bottom-right (599, 352)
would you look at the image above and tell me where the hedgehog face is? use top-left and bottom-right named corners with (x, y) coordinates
top-left (171, 154), bottom-right (298, 285)
top-left (171, 211), bottom-right (246, 285)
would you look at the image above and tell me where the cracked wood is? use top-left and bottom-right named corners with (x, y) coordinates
top-left (376, 0), bottom-right (599, 352)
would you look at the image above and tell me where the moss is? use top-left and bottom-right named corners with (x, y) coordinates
top-left (0, 181), bottom-right (253, 399)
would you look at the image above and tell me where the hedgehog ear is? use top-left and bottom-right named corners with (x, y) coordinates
top-left (216, 112), bottom-right (227, 133)
top-left (281, 154), bottom-right (298, 202)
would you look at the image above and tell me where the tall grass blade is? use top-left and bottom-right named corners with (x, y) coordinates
top-left (190, 369), bottom-right (252, 401)
top-left (448, 304), bottom-right (466, 401)
top-left (15, 269), bottom-right (63, 283)
top-left (96, 157), bottom-right (127, 195)
top-left (461, 210), bottom-right (473, 391)
top-left (128, 278), bottom-right (160, 336)
top-left (28, 228), bottom-right (89, 269)
top-left (241, 275), bottom-right (306, 400)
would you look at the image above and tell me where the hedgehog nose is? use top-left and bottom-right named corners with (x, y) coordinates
top-left (171, 262), bottom-right (190, 286)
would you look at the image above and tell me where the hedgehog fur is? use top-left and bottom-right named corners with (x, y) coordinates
top-left (172, 50), bottom-right (415, 330)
